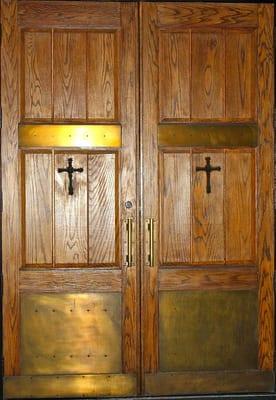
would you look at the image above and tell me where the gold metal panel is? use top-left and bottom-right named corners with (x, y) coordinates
top-left (159, 290), bottom-right (258, 371)
top-left (145, 371), bottom-right (274, 396)
top-left (19, 124), bottom-right (121, 148)
top-left (158, 124), bottom-right (258, 147)
top-left (21, 293), bottom-right (122, 374)
top-left (4, 374), bottom-right (136, 398)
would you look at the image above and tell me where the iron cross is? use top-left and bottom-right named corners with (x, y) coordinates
top-left (58, 157), bottom-right (84, 195)
top-left (196, 156), bottom-right (221, 194)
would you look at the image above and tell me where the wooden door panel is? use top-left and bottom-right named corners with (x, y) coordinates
top-left (3, 2), bottom-right (138, 397)
top-left (22, 31), bottom-right (52, 120)
top-left (142, 2), bottom-right (274, 395)
top-left (192, 152), bottom-right (224, 263)
top-left (191, 31), bottom-right (225, 119)
top-left (24, 152), bottom-right (53, 266)
top-left (225, 150), bottom-right (255, 263)
top-left (87, 32), bottom-right (118, 120)
top-left (55, 153), bottom-right (88, 265)
top-left (159, 32), bottom-right (190, 121)
top-left (160, 152), bottom-right (191, 264)
top-left (88, 153), bottom-right (118, 265)
top-left (53, 32), bottom-right (87, 120)
top-left (226, 30), bottom-right (256, 120)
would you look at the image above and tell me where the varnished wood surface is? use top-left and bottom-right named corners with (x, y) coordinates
top-left (159, 267), bottom-right (258, 291)
top-left (157, 3), bottom-right (258, 28)
top-left (141, 2), bottom-right (159, 374)
top-left (191, 31), bottom-right (224, 119)
top-left (55, 153), bottom-right (87, 264)
top-left (225, 151), bottom-right (255, 263)
top-left (22, 31), bottom-right (52, 120)
top-left (257, 4), bottom-right (274, 371)
top-left (24, 153), bottom-right (52, 265)
top-left (159, 31), bottom-right (190, 120)
top-left (54, 32), bottom-right (86, 120)
top-left (88, 153), bottom-right (118, 265)
top-left (120, 3), bottom-right (139, 375)
top-left (160, 152), bottom-right (191, 263)
top-left (87, 32), bottom-right (118, 121)
top-left (18, 1), bottom-right (121, 29)
top-left (1, 0), bottom-right (21, 375)
top-left (192, 152), bottom-right (224, 262)
top-left (226, 30), bottom-right (256, 120)
top-left (20, 269), bottom-right (122, 292)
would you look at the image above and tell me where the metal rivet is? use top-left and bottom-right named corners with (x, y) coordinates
top-left (125, 201), bottom-right (133, 209)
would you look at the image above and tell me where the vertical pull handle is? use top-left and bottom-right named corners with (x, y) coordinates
top-left (126, 218), bottom-right (133, 267)
top-left (146, 218), bottom-right (154, 267)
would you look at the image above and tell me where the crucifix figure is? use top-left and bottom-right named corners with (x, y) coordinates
top-left (58, 157), bottom-right (84, 195)
top-left (196, 156), bottom-right (221, 194)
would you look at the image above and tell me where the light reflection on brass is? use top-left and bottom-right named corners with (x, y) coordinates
top-left (4, 374), bottom-right (136, 398)
top-left (19, 124), bottom-right (121, 148)
top-left (21, 293), bottom-right (122, 375)
top-left (158, 124), bottom-right (258, 147)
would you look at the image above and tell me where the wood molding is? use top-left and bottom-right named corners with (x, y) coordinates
top-left (257, 4), bottom-right (274, 371)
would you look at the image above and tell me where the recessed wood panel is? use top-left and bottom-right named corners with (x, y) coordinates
top-left (22, 31), bottom-right (52, 120)
top-left (24, 153), bottom-right (52, 265)
top-left (160, 152), bottom-right (190, 263)
top-left (192, 153), bottom-right (224, 262)
top-left (88, 153), bottom-right (118, 265)
top-left (191, 32), bottom-right (224, 119)
top-left (55, 153), bottom-right (87, 265)
top-left (53, 32), bottom-right (86, 120)
top-left (87, 32), bottom-right (117, 120)
top-left (21, 293), bottom-right (122, 374)
top-left (159, 290), bottom-right (258, 371)
top-left (225, 151), bottom-right (255, 262)
top-left (226, 30), bottom-right (255, 120)
top-left (159, 32), bottom-right (190, 120)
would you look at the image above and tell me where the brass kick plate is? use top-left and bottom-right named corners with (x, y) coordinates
top-left (158, 124), bottom-right (258, 147)
top-left (19, 124), bottom-right (121, 148)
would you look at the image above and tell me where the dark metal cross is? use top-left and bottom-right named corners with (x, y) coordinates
top-left (58, 157), bottom-right (84, 195)
top-left (196, 156), bottom-right (221, 194)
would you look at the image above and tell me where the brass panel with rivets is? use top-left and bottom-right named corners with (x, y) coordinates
top-left (21, 293), bottom-right (122, 374)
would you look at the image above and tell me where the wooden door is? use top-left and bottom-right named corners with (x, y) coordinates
top-left (141, 2), bottom-right (274, 395)
top-left (2, 1), bottom-right (139, 398)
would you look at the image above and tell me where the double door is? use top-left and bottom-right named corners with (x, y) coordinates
top-left (2, 1), bottom-right (274, 398)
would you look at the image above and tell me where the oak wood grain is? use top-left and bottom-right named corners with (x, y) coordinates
top-left (225, 151), bottom-right (255, 263)
top-left (55, 153), bottom-right (87, 264)
top-left (159, 267), bottom-right (257, 291)
top-left (120, 3), bottom-right (139, 375)
top-left (1, 0), bottom-right (21, 375)
top-left (157, 3), bottom-right (258, 28)
top-left (87, 32), bottom-right (118, 121)
top-left (226, 30), bottom-right (255, 120)
top-left (53, 32), bottom-right (86, 120)
top-left (24, 153), bottom-right (52, 265)
top-left (88, 153), bottom-right (118, 265)
top-left (159, 31), bottom-right (190, 120)
top-left (141, 2), bottom-right (159, 374)
top-left (191, 31), bottom-right (225, 119)
top-left (160, 152), bottom-right (191, 263)
top-left (257, 4), bottom-right (274, 371)
top-left (22, 31), bottom-right (52, 120)
top-left (20, 269), bottom-right (122, 292)
top-left (192, 152), bottom-right (224, 262)
top-left (18, 1), bottom-right (121, 29)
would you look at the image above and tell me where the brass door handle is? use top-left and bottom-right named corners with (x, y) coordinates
top-left (126, 218), bottom-right (133, 267)
top-left (146, 218), bottom-right (154, 267)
